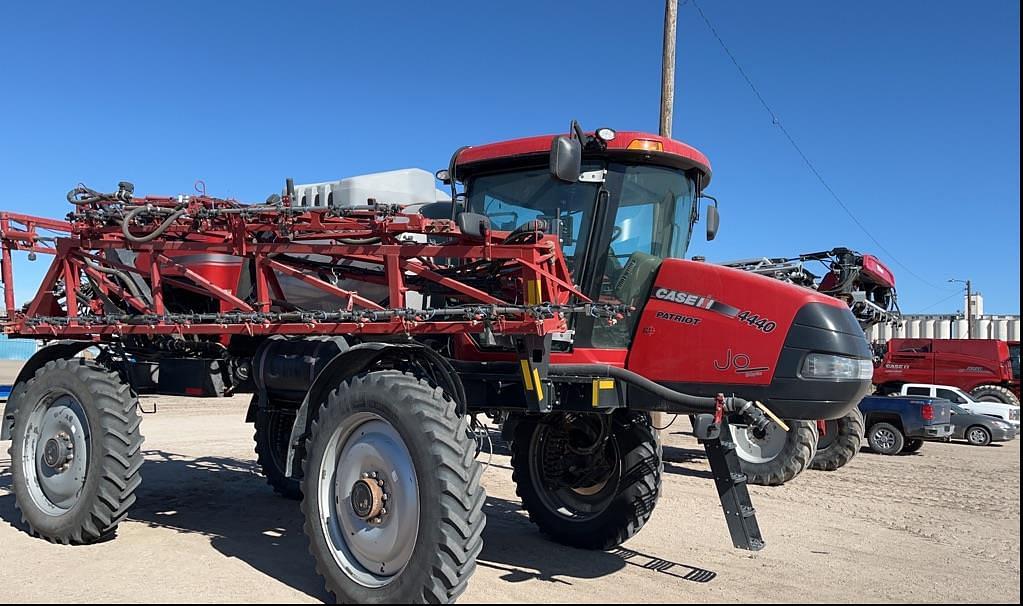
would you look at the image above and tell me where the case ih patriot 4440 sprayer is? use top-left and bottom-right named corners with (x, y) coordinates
top-left (0, 124), bottom-right (873, 603)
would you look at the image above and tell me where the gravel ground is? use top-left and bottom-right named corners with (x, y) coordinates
top-left (0, 390), bottom-right (1019, 603)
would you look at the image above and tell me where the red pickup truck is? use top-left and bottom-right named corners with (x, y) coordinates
top-left (874, 338), bottom-right (1020, 405)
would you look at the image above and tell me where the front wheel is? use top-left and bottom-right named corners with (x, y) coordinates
top-left (965, 425), bottom-right (992, 446)
top-left (730, 420), bottom-right (818, 485)
top-left (301, 370), bottom-right (485, 604)
top-left (510, 411), bottom-right (661, 550)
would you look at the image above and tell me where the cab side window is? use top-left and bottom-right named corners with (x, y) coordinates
top-left (905, 386), bottom-right (930, 396)
top-left (936, 388), bottom-right (966, 404)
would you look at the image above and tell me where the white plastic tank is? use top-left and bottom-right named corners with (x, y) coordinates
top-left (935, 319), bottom-right (951, 339)
top-left (290, 168), bottom-right (443, 208)
top-left (1010, 318), bottom-right (1022, 342)
top-left (922, 319), bottom-right (936, 338)
top-left (954, 319), bottom-right (969, 339)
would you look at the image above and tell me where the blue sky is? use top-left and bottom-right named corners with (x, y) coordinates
top-left (1, 1), bottom-right (1019, 314)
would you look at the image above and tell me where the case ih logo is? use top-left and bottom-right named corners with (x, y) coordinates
top-left (652, 288), bottom-right (740, 318)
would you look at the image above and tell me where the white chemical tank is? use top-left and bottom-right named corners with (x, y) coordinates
top-left (290, 168), bottom-right (448, 208)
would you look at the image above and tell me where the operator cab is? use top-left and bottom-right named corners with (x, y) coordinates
top-left (452, 127), bottom-right (717, 348)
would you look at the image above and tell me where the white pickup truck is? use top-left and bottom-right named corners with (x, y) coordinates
top-left (899, 383), bottom-right (1021, 433)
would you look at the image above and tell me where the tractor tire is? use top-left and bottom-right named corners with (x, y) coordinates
top-left (965, 425), bottom-right (992, 446)
top-left (866, 422), bottom-right (905, 455)
top-left (253, 404), bottom-right (301, 500)
top-left (810, 408), bottom-right (865, 472)
top-left (729, 420), bottom-right (818, 486)
top-left (8, 358), bottom-right (144, 544)
top-left (301, 370), bottom-right (485, 604)
top-left (510, 411), bottom-right (661, 550)
top-left (969, 385), bottom-right (1020, 406)
top-left (901, 439), bottom-right (925, 454)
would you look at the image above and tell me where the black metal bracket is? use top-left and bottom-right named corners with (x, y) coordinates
top-left (698, 415), bottom-right (765, 551)
top-left (516, 333), bottom-right (552, 413)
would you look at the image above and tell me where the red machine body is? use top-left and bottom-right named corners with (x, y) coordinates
top-left (874, 338), bottom-right (1020, 397)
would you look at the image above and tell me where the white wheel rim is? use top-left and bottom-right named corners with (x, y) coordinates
top-left (730, 423), bottom-right (788, 464)
top-left (316, 412), bottom-right (419, 588)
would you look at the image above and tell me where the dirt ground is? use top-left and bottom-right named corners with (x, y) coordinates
top-left (0, 376), bottom-right (1019, 603)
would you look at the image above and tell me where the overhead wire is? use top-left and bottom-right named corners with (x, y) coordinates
top-left (687, 0), bottom-right (955, 293)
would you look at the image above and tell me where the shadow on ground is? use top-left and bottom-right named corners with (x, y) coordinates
top-left (0, 448), bottom-right (715, 602)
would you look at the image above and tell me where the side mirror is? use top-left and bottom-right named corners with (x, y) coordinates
top-left (550, 135), bottom-right (582, 182)
top-left (456, 212), bottom-right (491, 240)
top-left (706, 203), bottom-right (719, 241)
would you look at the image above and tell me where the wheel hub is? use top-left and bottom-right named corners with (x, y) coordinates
top-left (42, 432), bottom-right (74, 470)
top-left (350, 474), bottom-right (388, 523)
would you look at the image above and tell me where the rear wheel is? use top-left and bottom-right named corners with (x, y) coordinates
top-left (730, 420), bottom-right (818, 485)
top-left (810, 408), bottom-right (865, 471)
top-left (969, 385), bottom-right (1020, 406)
top-left (867, 422), bottom-right (905, 455)
top-left (965, 425), bottom-right (992, 446)
top-left (901, 438), bottom-right (925, 453)
top-left (510, 411), bottom-right (661, 550)
top-left (301, 370), bottom-right (485, 604)
top-left (8, 358), bottom-right (144, 544)
top-left (253, 404), bottom-right (301, 500)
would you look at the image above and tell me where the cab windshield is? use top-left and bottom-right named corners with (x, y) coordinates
top-left (466, 162), bottom-right (697, 280)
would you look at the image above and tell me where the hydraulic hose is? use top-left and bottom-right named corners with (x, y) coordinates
top-left (121, 206), bottom-right (189, 244)
top-left (547, 363), bottom-right (732, 412)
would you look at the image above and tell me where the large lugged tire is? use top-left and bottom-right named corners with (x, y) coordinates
top-left (730, 420), bottom-right (818, 485)
top-left (810, 408), bottom-right (865, 471)
top-left (301, 370), bottom-right (485, 604)
top-left (8, 358), bottom-right (144, 544)
top-left (510, 411), bottom-right (662, 550)
top-left (969, 385), bottom-right (1020, 406)
top-left (253, 404), bottom-right (301, 500)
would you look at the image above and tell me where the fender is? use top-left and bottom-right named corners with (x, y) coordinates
top-left (2, 340), bottom-right (94, 440)
top-left (283, 342), bottom-right (464, 478)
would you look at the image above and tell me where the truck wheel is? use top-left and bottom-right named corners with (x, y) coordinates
top-left (810, 408), bottom-right (864, 471)
top-left (510, 411), bottom-right (661, 550)
top-left (866, 422), bottom-right (904, 455)
top-left (253, 404), bottom-right (301, 500)
top-left (965, 425), bottom-right (992, 446)
top-left (969, 385), bottom-right (1020, 406)
top-left (729, 420), bottom-right (818, 485)
top-left (8, 358), bottom-right (144, 544)
top-left (301, 370), bottom-right (485, 604)
top-left (901, 438), bottom-right (924, 453)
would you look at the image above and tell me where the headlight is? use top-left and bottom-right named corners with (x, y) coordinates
top-left (802, 353), bottom-right (874, 380)
top-left (994, 421), bottom-right (1011, 429)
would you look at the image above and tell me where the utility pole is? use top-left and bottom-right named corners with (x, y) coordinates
top-left (965, 279), bottom-right (973, 339)
top-left (659, 0), bottom-right (678, 137)
top-left (654, 0), bottom-right (678, 435)
top-left (950, 278), bottom-right (973, 339)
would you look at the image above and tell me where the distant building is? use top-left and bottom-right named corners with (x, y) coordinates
top-left (868, 293), bottom-right (1021, 343)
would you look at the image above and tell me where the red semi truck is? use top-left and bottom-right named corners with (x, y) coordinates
top-left (874, 338), bottom-right (1020, 406)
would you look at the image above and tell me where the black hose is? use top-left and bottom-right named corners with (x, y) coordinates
top-left (547, 363), bottom-right (741, 413)
top-left (121, 206), bottom-right (189, 243)
top-left (82, 260), bottom-right (148, 303)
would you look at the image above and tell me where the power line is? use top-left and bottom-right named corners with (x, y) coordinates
top-left (687, 0), bottom-right (952, 292)
top-left (917, 290), bottom-right (963, 313)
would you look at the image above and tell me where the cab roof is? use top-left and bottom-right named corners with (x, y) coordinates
top-left (455, 131), bottom-right (713, 187)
